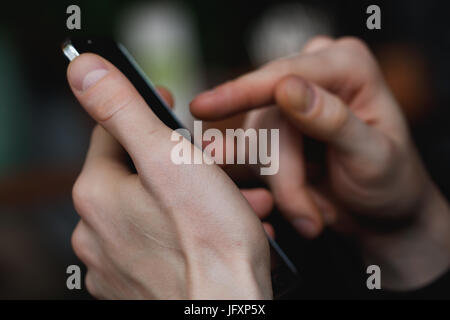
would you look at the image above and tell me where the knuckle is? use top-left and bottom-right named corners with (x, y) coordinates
top-left (97, 89), bottom-right (136, 123)
top-left (334, 37), bottom-right (379, 75)
top-left (84, 272), bottom-right (95, 296)
top-left (85, 271), bottom-right (102, 299)
top-left (72, 175), bottom-right (106, 219)
top-left (83, 74), bottom-right (138, 123)
top-left (302, 35), bottom-right (333, 52)
top-left (72, 178), bottom-right (92, 216)
top-left (264, 56), bottom-right (293, 74)
top-left (71, 223), bottom-right (103, 271)
top-left (331, 37), bottom-right (368, 65)
top-left (336, 37), bottom-right (371, 55)
top-left (71, 223), bottom-right (89, 263)
top-left (324, 37), bottom-right (384, 96)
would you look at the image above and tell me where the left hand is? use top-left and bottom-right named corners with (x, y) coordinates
top-left (67, 53), bottom-right (273, 299)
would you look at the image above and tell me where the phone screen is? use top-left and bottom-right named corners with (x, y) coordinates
top-left (62, 37), bottom-right (300, 298)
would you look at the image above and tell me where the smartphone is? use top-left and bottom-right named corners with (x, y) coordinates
top-left (62, 37), bottom-right (299, 298)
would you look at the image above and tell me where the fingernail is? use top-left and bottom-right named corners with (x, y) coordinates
top-left (284, 77), bottom-right (315, 113)
top-left (192, 88), bottom-right (217, 104)
top-left (199, 88), bottom-right (217, 98)
top-left (292, 218), bottom-right (317, 238)
top-left (68, 55), bottom-right (108, 91)
top-left (82, 69), bottom-right (108, 91)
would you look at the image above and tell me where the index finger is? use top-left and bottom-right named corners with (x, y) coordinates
top-left (190, 37), bottom-right (378, 120)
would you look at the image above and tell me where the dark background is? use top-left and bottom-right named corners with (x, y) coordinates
top-left (0, 0), bottom-right (449, 299)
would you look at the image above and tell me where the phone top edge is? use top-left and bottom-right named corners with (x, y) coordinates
top-left (62, 41), bottom-right (80, 62)
top-left (117, 44), bottom-right (174, 118)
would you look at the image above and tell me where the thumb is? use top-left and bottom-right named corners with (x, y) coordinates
top-left (67, 53), bottom-right (172, 175)
top-left (240, 188), bottom-right (274, 219)
top-left (275, 75), bottom-right (386, 163)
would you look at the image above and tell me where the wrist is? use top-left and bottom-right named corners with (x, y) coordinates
top-left (360, 183), bottom-right (450, 290)
top-left (186, 241), bottom-right (273, 299)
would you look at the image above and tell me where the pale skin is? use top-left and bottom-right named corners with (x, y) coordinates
top-left (67, 54), bottom-right (273, 299)
top-left (68, 36), bottom-right (450, 299)
top-left (190, 36), bottom-right (450, 290)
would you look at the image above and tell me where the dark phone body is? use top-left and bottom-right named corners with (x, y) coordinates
top-left (62, 37), bottom-right (299, 298)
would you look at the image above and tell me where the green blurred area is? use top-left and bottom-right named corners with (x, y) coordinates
top-left (0, 32), bottom-right (29, 174)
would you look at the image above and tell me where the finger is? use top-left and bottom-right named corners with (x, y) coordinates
top-left (72, 126), bottom-right (136, 231)
top-left (72, 128), bottom-right (131, 226)
top-left (263, 222), bottom-right (275, 239)
top-left (82, 125), bottom-right (131, 177)
top-left (67, 53), bottom-right (171, 171)
top-left (189, 52), bottom-right (332, 120)
top-left (240, 188), bottom-right (274, 219)
top-left (156, 86), bottom-right (174, 109)
top-left (262, 114), bottom-right (324, 238)
top-left (308, 187), bottom-right (338, 225)
top-left (85, 270), bottom-right (109, 300)
top-left (275, 75), bottom-right (387, 161)
top-left (72, 221), bottom-right (104, 271)
top-left (301, 36), bottom-right (334, 54)
top-left (190, 37), bottom-right (378, 120)
top-left (273, 184), bottom-right (323, 239)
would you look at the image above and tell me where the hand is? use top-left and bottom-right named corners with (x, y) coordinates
top-left (190, 37), bottom-right (450, 289)
top-left (67, 53), bottom-right (273, 299)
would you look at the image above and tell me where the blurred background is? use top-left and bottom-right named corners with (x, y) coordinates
top-left (0, 0), bottom-right (449, 299)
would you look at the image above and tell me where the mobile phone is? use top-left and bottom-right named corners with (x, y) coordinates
top-left (62, 37), bottom-right (299, 298)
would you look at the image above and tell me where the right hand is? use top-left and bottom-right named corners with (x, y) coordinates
top-left (191, 37), bottom-right (450, 289)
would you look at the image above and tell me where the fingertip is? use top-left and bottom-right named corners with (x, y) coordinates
top-left (241, 188), bottom-right (275, 219)
top-left (263, 222), bottom-right (275, 239)
top-left (190, 92), bottom-right (219, 120)
top-left (292, 218), bottom-right (322, 239)
top-left (189, 96), bottom-right (203, 117)
top-left (156, 86), bottom-right (175, 109)
top-left (66, 51), bottom-right (171, 169)
top-left (274, 186), bottom-right (324, 239)
top-left (257, 188), bottom-right (275, 214)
